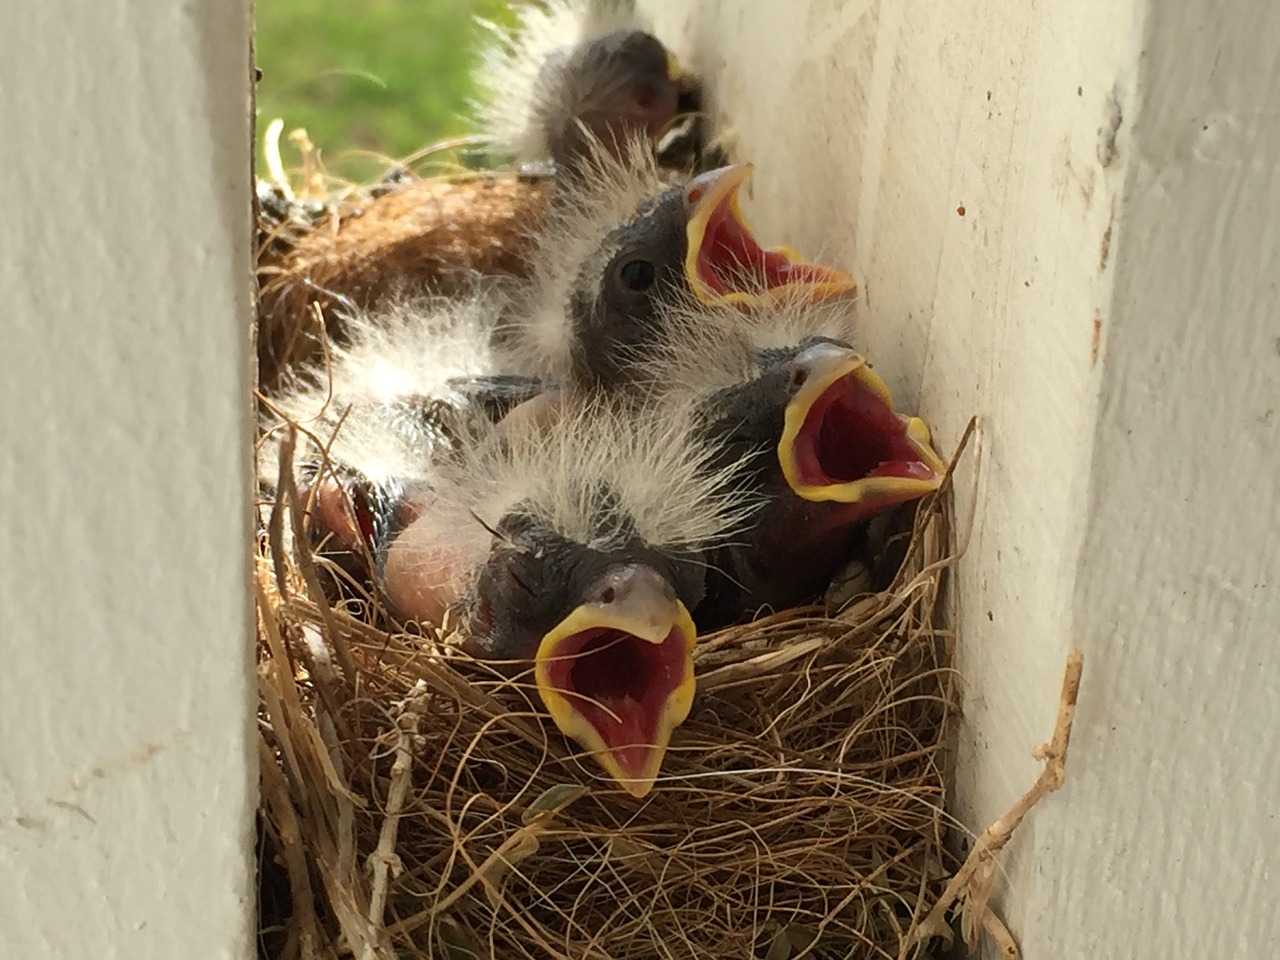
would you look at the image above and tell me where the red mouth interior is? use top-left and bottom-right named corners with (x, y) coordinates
top-left (543, 626), bottom-right (687, 776)
top-left (792, 372), bottom-right (939, 491)
top-left (695, 200), bottom-right (837, 296)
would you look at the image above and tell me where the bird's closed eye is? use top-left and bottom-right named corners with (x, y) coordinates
top-left (619, 258), bottom-right (656, 292)
top-left (506, 566), bottom-right (537, 597)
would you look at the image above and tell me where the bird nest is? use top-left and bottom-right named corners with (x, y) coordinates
top-left (253, 121), bottom-right (560, 394)
top-left (254, 445), bottom-right (963, 960)
top-left (250, 125), bottom-right (1085, 960)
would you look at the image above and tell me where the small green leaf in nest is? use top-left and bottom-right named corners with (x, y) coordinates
top-left (521, 782), bottom-right (588, 825)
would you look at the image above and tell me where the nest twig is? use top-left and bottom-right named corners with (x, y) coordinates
top-left (912, 649), bottom-right (1084, 960)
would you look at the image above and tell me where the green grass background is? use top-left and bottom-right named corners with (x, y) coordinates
top-left (255, 0), bottom-right (518, 183)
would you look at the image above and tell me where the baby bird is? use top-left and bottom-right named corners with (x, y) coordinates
top-left (499, 136), bottom-right (857, 392)
top-left (638, 296), bottom-right (949, 627)
top-left (472, 0), bottom-right (692, 171)
top-left (380, 395), bottom-right (760, 797)
top-left (257, 289), bottom-right (542, 573)
top-left (260, 296), bottom-right (759, 795)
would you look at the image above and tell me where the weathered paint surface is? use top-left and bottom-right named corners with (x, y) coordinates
top-left (0, 2), bottom-right (257, 958)
top-left (639, 0), bottom-right (1280, 955)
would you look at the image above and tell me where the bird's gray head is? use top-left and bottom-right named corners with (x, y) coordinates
top-left (537, 28), bottom-right (682, 169)
top-left (557, 164), bottom-right (859, 392)
top-left (565, 182), bottom-right (690, 389)
top-left (464, 503), bottom-right (705, 799)
top-left (464, 501), bottom-right (704, 662)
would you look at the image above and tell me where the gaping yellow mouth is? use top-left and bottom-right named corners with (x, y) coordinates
top-left (682, 163), bottom-right (857, 307)
top-left (778, 344), bottom-right (946, 515)
top-left (534, 565), bottom-right (697, 799)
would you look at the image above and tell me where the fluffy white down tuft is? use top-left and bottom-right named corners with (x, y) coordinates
top-left (471, 0), bottom-right (646, 161)
top-left (420, 393), bottom-right (764, 578)
top-left (257, 289), bottom-right (509, 492)
top-left (632, 290), bottom-right (863, 401)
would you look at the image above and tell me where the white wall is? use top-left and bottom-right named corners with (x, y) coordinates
top-left (0, 2), bottom-right (257, 959)
top-left (637, 0), bottom-right (1280, 956)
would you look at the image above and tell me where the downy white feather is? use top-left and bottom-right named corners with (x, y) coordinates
top-left (471, 0), bottom-right (647, 161)
top-left (415, 392), bottom-right (764, 592)
top-left (257, 288), bottom-right (511, 494)
top-left (635, 289), bottom-right (863, 401)
top-left (494, 133), bottom-right (674, 382)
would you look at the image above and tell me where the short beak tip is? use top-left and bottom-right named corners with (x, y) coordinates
top-left (622, 778), bottom-right (656, 799)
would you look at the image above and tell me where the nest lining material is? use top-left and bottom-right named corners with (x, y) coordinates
top-left (256, 437), bottom-right (962, 959)
top-left (253, 122), bottom-right (556, 394)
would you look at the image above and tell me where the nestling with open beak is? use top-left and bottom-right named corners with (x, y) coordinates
top-left (472, 0), bottom-right (697, 171)
top-left (379, 396), bottom-right (760, 797)
top-left (637, 296), bottom-right (948, 627)
top-left (497, 136), bottom-right (857, 392)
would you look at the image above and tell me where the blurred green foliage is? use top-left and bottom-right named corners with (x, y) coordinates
top-left (254, 0), bottom-right (517, 183)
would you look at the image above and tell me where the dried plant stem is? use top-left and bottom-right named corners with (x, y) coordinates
top-left (277, 424), bottom-right (357, 682)
top-left (910, 648), bottom-right (1084, 960)
top-left (388, 821), bottom-right (543, 936)
top-left (363, 682), bottom-right (430, 958)
top-left (259, 739), bottom-right (329, 960)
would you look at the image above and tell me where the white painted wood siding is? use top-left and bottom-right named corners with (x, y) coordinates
top-left (0, 2), bottom-right (257, 958)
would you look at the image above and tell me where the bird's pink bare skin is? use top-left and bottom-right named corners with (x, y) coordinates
top-left (493, 388), bottom-right (567, 439)
top-left (381, 497), bottom-right (468, 626)
top-left (300, 476), bottom-right (367, 554)
top-left (379, 391), bottom-right (565, 624)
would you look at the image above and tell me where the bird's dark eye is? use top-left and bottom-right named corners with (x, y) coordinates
top-left (633, 84), bottom-right (658, 111)
top-left (619, 258), bottom-right (656, 291)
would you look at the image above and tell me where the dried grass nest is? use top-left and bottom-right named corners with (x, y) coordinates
top-left (252, 130), bottom-right (965, 960)
top-left (252, 126), bottom-right (554, 393)
top-left (255, 455), bottom-right (963, 960)
top-left (253, 134), bottom-right (1083, 960)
